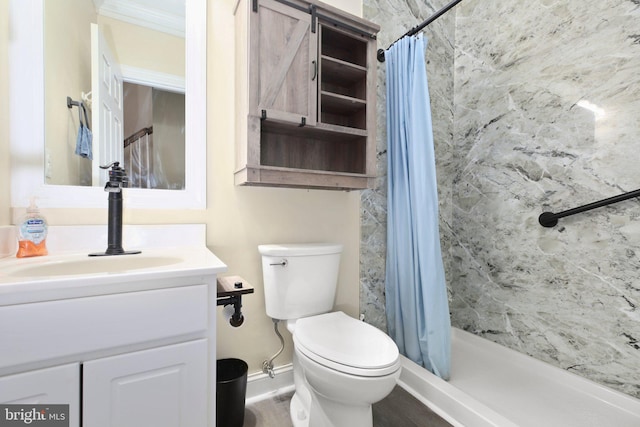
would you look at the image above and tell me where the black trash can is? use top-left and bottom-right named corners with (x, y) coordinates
top-left (216, 358), bottom-right (248, 427)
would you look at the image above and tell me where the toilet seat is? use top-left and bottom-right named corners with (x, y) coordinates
top-left (293, 311), bottom-right (400, 377)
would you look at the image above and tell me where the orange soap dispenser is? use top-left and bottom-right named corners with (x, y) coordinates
top-left (16, 198), bottom-right (48, 258)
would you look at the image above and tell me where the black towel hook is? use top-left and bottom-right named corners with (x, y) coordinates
top-left (67, 96), bottom-right (82, 125)
top-left (67, 96), bottom-right (91, 131)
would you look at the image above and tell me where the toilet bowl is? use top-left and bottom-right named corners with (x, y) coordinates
top-left (258, 243), bottom-right (401, 427)
top-left (290, 312), bottom-right (401, 427)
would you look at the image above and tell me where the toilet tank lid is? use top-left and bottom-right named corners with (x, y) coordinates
top-left (258, 243), bottom-right (343, 256)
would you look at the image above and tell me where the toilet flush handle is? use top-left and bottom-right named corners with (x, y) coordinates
top-left (269, 259), bottom-right (288, 267)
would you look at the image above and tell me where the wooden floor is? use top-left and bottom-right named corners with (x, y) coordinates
top-left (244, 386), bottom-right (453, 427)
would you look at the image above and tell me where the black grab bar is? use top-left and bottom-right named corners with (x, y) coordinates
top-left (539, 188), bottom-right (640, 227)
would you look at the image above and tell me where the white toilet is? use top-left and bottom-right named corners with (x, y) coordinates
top-left (259, 243), bottom-right (401, 427)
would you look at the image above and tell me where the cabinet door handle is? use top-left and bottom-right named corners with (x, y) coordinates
top-left (311, 60), bottom-right (317, 81)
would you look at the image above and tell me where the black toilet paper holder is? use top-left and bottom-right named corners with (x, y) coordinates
top-left (217, 275), bottom-right (254, 327)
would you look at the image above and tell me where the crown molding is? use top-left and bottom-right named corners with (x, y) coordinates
top-left (93, 0), bottom-right (184, 38)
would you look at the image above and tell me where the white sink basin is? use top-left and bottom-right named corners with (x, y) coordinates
top-left (0, 245), bottom-right (227, 307)
top-left (5, 255), bottom-right (183, 277)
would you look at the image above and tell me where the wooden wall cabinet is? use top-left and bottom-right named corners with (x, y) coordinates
top-left (235, 0), bottom-right (380, 190)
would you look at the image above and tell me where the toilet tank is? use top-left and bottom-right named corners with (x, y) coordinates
top-left (259, 243), bottom-right (343, 320)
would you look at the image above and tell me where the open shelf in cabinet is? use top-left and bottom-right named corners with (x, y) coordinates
top-left (260, 120), bottom-right (367, 174)
top-left (319, 25), bottom-right (369, 130)
top-left (320, 56), bottom-right (367, 98)
top-left (320, 92), bottom-right (366, 129)
top-left (320, 25), bottom-right (367, 66)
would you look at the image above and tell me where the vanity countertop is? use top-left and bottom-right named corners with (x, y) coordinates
top-left (0, 224), bottom-right (227, 306)
top-left (0, 246), bottom-right (227, 306)
top-left (0, 246), bottom-right (227, 307)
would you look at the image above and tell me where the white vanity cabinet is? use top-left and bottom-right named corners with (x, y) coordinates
top-left (0, 341), bottom-right (207, 427)
top-left (0, 363), bottom-right (81, 426)
top-left (83, 340), bottom-right (207, 427)
top-left (0, 271), bottom-right (220, 427)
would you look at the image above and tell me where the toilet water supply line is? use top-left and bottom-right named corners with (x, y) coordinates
top-left (262, 318), bottom-right (285, 378)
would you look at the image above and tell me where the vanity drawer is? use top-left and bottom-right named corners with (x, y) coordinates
top-left (0, 285), bottom-right (208, 370)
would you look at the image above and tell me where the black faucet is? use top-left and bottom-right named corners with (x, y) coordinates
top-left (89, 162), bottom-right (141, 257)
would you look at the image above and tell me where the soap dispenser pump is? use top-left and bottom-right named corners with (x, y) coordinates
top-left (89, 161), bottom-right (141, 257)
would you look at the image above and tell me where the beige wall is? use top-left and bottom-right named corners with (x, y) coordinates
top-left (212, 0), bottom-right (362, 373)
top-left (44, 0), bottom-right (95, 186)
top-left (1, 0), bottom-right (9, 224)
top-left (3, 0), bottom-right (364, 375)
top-left (97, 15), bottom-right (185, 77)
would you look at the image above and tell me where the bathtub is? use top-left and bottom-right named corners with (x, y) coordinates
top-left (398, 328), bottom-right (640, 427)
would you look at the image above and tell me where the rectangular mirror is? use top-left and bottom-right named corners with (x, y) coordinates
top-left (9, 0), bottom-right (206, 209)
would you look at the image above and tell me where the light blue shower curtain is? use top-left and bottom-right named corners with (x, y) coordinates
top-left (385, 34), bottom-right (451, 380)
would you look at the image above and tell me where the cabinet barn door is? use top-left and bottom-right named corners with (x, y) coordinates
top-left (252, 0), bottom-right (318, 125)
top-left (82, 340), bottom-right (207, 427)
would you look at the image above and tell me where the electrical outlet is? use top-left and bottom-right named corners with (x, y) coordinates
top-left (45, 151), bottom-right (52, 179)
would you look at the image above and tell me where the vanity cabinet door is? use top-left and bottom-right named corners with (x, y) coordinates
top-left (0, 363), bottom-right (80, 427)
top-left (82, 340), bottom-right (207, 427)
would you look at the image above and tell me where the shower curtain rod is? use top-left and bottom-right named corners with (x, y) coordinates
top-left (539, 187), bottom-right (640, 227)
top-left (377, 0), bottom-right (464, 62)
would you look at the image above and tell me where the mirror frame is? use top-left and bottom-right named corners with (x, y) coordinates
top-left (9, 0), bottom-right (206, 209)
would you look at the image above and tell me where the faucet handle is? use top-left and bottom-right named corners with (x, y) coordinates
top-left (100, 161), bottom-right (121, 170)
top-left (101, 162), bottom-right (126, 181)
top-left (100, 161), bottom-right (129, 191)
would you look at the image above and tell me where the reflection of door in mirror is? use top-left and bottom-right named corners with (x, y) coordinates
top-left (92, 23), bottom-right (124, 186)
top-left (43, 0), bottom-right (185, 189)
top-left (123, 83), bottom-right (185, 190)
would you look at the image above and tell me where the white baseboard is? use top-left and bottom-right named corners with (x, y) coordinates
top-left (245, 364), bottom-right (294, 405)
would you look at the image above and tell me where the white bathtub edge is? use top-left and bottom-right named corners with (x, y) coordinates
top-left (452, 327), bottom-right (640, 420)
top-left (398, 354), bottom-right (520, 427)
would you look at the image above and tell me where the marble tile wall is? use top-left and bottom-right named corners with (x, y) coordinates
top-left (362, 0), bottom-right (640, 399)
